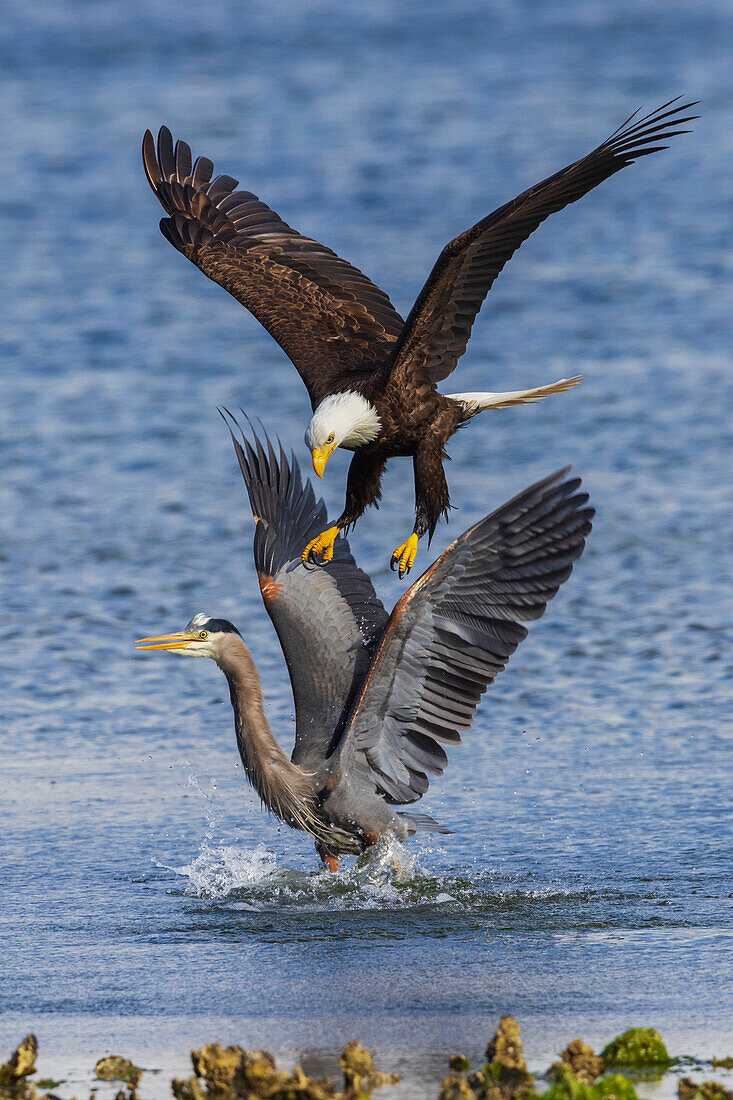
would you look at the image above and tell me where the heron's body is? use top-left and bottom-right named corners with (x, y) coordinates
top-left (137, 421), bottom-right (594, 869)
top-left (218, 634), bottom-right (410, 855)
top-left (142, 99), bottom-right (693, 575)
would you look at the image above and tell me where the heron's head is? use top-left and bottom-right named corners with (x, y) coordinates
top-left (135, 613), bottom-right (242, 662)
top-left (305, 391), bottom-right (380, 477)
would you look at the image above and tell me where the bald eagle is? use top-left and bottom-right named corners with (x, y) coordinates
top-left (143, 98), bottom-right (694, 577)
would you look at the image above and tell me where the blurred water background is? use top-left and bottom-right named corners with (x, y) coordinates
top-left (1, 0), bottom-right (732, 1096)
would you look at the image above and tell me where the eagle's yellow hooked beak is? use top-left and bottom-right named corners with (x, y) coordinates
top-left (134, 632), bottom-right (197, 651)
top-left (311, 442), bottom-right (336, 479)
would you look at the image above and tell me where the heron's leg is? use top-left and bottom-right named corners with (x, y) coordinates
top-left (316, 843), bottom-right (339, 872)
top-left (391, 445), bottom-right (449, 580)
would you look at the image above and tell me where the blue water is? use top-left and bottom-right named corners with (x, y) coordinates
top-left (1, 0), bottom-right (732, 1095)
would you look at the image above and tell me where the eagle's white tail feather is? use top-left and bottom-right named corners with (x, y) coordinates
top-left (448, 375), bottom-right (582, 414)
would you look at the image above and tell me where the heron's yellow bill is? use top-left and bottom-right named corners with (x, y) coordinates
top-left (311, 443), bottom-right (335, 479)
top-left (135, 632), bottom-right (196, 651)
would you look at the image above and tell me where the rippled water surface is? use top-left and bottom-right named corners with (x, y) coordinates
top-left (1, 0), bottom-right (732, 1094)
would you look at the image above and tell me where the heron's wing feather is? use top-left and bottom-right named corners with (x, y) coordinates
top-left (334, 471), bottom-right (593, 804)
top-left (388, 99), bottom-right (696, 388)
top-left (226, 415), bottom-right (388, 769)
top-left (143, 129), bottom-right (404, 408)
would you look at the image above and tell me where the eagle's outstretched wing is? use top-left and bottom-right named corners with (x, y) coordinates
top-left (388, 98), bottom-right (696, 390)
top-left (225, 415), bottom-right (388, 771)
top-left (144, 129), bottom-right (404, 408)
top-left (332, 470), bottom-right (593, 804)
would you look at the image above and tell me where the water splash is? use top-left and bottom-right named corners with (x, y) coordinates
top-left (155, 834), bottom-right (615, 916)
top-left (155, 833), bottom-right (457, 910)
top-left (168, 841), bottom-right (279, 900)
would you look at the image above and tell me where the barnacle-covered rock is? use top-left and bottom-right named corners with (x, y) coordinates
top-left (0, 1037), bottom-right (38, 1093)
top-left (486, 1018), bottom-right (530, 1076)
top-left (172, 1039), bottom-right (396, 1100)
top-left (478, 1017), bottom-right (535, 1099)
top-left (551, 1041), bottom-right (605, 1085)
top-left (238, 1049), bottom-right (292, 1098)
top-left (340, 1040), bottom-right (399, 1096)
top-left (439, 1073), bottom-right (479, 1100)
top-left (678, 1078), bottom-right (732, 1100)
top-left (94, 1057), bottom-right (144, 1090)
top-left (171, 1074), bottom-right (208, 1100)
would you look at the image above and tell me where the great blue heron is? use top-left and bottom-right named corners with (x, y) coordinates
top-left (142, 99), bottom-right (691, 577)
top-left (136, 420), bottom-right (593, 870)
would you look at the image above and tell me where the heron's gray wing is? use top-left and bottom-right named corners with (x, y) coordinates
top-left (143, 129), bottom-right (404, 408)
top-left (388, 99), bottom-right (696, 388)
top-left (333, 470), bottom-right (593, 803)
top-left (226, 415), bottom-right (388, 770)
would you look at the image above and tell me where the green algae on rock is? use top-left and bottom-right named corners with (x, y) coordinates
top-left (600, 1030), bottom-right (670, 1071)
top-left (543, 1065), bottom-right (638, 1100)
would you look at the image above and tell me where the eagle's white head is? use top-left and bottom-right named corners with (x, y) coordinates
top-left (305, 391), bottom-right (381, 478)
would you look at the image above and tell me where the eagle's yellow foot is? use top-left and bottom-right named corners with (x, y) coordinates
top-left (391, 533), bottom-right (419, 579)
top-left (302, 525), bottom-right (340, 566)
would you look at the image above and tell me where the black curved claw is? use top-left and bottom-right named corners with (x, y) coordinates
top-left (302, 544), bottom-right (331, 571)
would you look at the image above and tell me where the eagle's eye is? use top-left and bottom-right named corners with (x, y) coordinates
top-left (198, 630), bottom-right (208, 639)
top-left (326, 433), bottom-right (334, 445)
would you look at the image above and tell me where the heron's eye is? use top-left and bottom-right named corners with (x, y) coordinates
top-left (326, 434), bottom-right (334, 445)
top-left (198, 630), bottom-right (208, 639)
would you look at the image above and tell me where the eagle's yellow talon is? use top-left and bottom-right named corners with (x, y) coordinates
top-left (390, 533), bottom-right (419, 579)
top-left (302, 525), bottom-right (340, 566)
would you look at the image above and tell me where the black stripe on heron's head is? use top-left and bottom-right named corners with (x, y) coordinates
top-left (184, 613), bottom-right (242, 637)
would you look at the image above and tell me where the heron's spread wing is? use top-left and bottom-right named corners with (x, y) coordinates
top-left (143, 128), bottom-right (404, 408)
top-left (334, 471), bottom-right (593, 804)
top-left (388, 99), bottom-right (696, 389)
top-left (226, 415), bottom-right (388, 769)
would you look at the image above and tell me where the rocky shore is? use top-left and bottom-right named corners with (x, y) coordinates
top-left (1, 1020), bottom-right (730, 1100)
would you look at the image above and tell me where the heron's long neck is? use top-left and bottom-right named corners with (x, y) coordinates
top-left (217, 638), bottom-right (318, 833)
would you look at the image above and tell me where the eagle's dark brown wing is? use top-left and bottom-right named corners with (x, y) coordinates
top-left (332, 470), bottom-right (593, 804)
top-left (143, 128), bottom-right (404, 408)
top-left (387, 98), bottom-right (696, 389)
